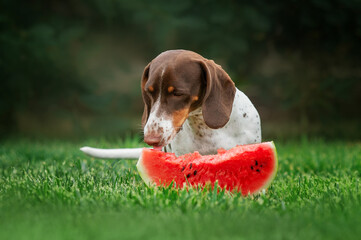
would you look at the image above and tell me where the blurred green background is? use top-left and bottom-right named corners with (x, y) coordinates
top-left (1, 0), bottom-right (360, 140)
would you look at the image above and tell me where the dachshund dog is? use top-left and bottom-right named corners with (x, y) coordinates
top-left (81, 50), bottom-right (261, 158)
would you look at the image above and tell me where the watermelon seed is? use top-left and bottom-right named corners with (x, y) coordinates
top-left (255, 161), bottom-right (258, 166)
top-left (193, 170), bottom-right (197, 176)
top-left (186, 173), bottom-right (191, 178)
top-left (251, 166), bottom-right (254, 170)
top-left (256, 169), bottom-right (260, 173)
top-left (181, 166), bottom-right (185, 172)
top-left (189, 163), bottom-right (193, 169)
top-left (260, 164), bottom-right (263, 168)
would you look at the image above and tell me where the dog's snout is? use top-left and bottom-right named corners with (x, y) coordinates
top-left (144, 134), bottom-right (162, 146)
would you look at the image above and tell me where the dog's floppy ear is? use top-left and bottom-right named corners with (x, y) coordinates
top-left (198, 59), bottom-right (236, 129)
top-left (141, 62), bottom-right (151, 127)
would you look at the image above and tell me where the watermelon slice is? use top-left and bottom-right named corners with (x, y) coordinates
top-left (136, 142), bottom-right (278, 195)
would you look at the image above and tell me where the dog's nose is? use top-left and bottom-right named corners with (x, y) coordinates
top-left (144, 134), bottom-right (162, 146)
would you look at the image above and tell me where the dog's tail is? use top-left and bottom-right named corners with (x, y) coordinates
top-left (80, 147), bottom-right (144, 159)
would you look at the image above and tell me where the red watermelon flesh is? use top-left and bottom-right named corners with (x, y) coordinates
top-left (137, 142), bottom-right (278, 195)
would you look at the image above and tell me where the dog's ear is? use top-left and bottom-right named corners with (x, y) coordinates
top-left (141, 62), bottom-right (151, 128)
top-left (198, 59), bottom-right (236, 129)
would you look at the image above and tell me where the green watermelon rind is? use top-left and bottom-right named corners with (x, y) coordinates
top-left (136, 141), bottom-right (278, 194)
top-left (136, 154), bottom-right (152, 186)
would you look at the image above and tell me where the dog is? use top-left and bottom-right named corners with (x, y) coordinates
top-left (81, 50), bottom-right (261, 159)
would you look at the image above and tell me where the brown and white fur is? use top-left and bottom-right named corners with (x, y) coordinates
top-left (81, 50), bottom-right (261, 158)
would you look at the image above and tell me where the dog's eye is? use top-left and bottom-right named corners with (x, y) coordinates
top-left (172, 92), bottom-right (184, 97)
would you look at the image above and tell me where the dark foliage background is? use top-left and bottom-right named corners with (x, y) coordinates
top-left (1, 0), bottom-right (360, 139)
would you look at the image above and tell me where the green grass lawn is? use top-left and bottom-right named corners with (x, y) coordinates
top-left (0, 137), bottom-right (360, 240)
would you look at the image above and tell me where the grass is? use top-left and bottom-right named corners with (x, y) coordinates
top-left (0, 136), bottom-right (360, 240)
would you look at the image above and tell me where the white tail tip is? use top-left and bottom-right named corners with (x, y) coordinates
top-left (80, 146), bottom-right (143, 159)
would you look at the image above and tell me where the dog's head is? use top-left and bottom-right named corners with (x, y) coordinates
top-left (141, 50), bottom-right (236, 147)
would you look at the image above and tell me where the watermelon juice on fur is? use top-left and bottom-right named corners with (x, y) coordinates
top-left (137, 142), bottom-right (278, 195)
